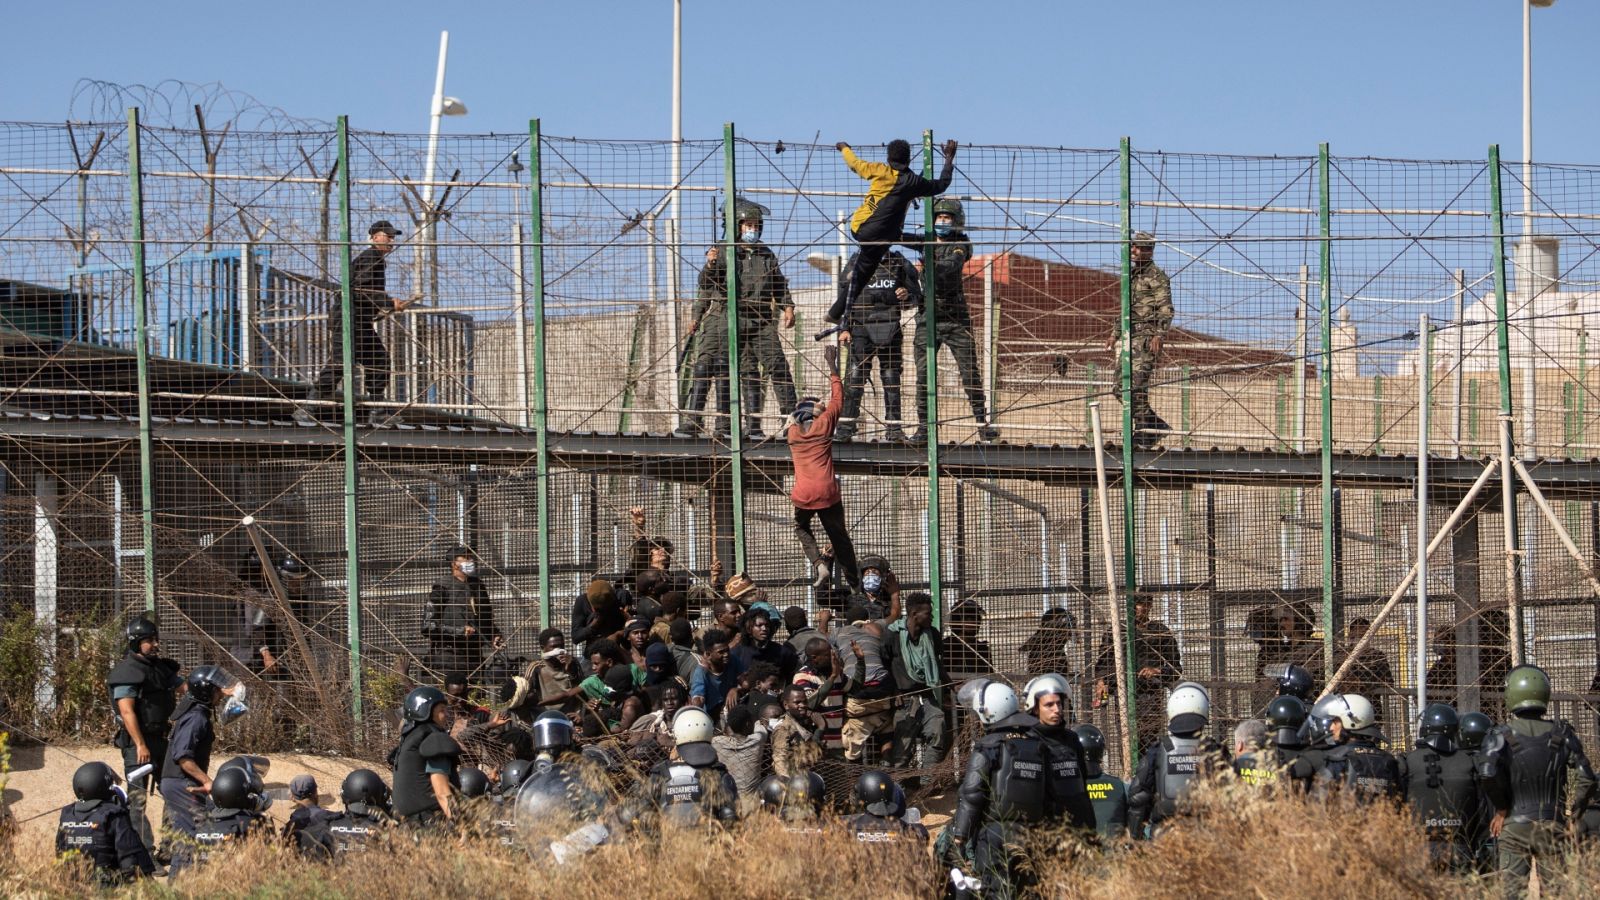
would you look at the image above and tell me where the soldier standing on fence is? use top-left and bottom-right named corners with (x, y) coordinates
top-left (1104, 231), bottom-right (1173, 448)
top-left (678, 199), bottom-right (796, 439)
top-left (298, 220), bottom-right (414, 427)
top-left (901, 198), bottom-right (998, 443)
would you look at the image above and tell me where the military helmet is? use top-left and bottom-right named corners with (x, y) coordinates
top-left (727, 196), bottom-right (769, 225)
top-left (1504, 664), bottom-right (1551, 714)
top-left (1073, 723), bottom-right (1107, 764)
top-left (1265, 694), bottom-right (1308, 730)
top-left (1275, 664), bottom-right (1315, 701)
top-left (1417, 703), bottom-right (1460, 753)
top-left (932, 197), bottom-right (965, 227)
top-left (858, 554), bottom-right (893, 577)
top-left (401, 686), bottom-right (448, 723)
top-left (72, 762), bottom-right (120, 802)
top-left (1459, 712), bottom-right (1494, 751)
top-left (340, 768), bottom-right (389, 807)
top-left (1133, 230), bottom-right (1156, 249)
top-left (209, 766), bottom-right (261, 811)
top-left (125, 617), bottom-right (159, 652)
top-left (457, 767), bottom-right (490, 798)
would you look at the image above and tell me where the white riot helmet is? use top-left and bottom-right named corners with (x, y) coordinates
top-left (1023, 673), bottom-right (1072, 713)
top-left (671, 707), bottom-right (715, 745)
top-left (1166, 681), bottom-right (1211, 724)
top-left (958, 678), bottom-right (1019, 725)
top-left (1327, 693), bottom-right (1377, 732)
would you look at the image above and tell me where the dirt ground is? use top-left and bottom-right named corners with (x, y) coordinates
top-left (2, 741), bottom-right (366, 865)
top-left (3, 740), bottom-right (955, 866)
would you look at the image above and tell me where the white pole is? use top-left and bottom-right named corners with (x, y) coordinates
top-left (1416, 314), bottom-right (1430, 717)
top-left (667, 4), bottom-right (684, 426)
top-left (1296, 264), bottom-right (1309, 452)
top-left (1089, 403), bottom-right (1132, 775)
top-left (513, 221), bottom-right (530, 426)
top-left (34, 473), bottom-right (59, 716)
top-left (984, 259), bottom-right (997, 414)
top-left (1452, 269), bottom-right (1466, 457)
top-left (421, 30), bottom-right (450, 304)
top-left (670, 0), bottom-right (682, 224)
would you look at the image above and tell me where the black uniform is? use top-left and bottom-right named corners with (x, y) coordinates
top-left (1316, 733), bottom-right (1403, 803)
top-left (284, 805), bottom-right (339, 860)
top-left (190, 806), bottom-right (268, 870)
top-left (1127, 731), bottom-right (1227, 838)
top-left (1033, 722), bottom-right (1097, 831)
top-left (834, 250), bottom-right (922, 440)
top-left (948, 712), bottom-right (1049, 898)
top-left (106, 649), bottom-right (180, 852)
top-left (644, 749), bottom-right (739, 827)
top-left (899, 227), bottom-right (991, 434)
top-left (56, 796), bottom-right (156, 883)
top-left (847, 812), bottom-right (929, 845)
top-left (421, 573), bottom-right (499, 678)
top-left (159, 697), bottom-right (216, 842)
top-left (311, 245), bottom-right (392, 402)
top-left (390, 721), bottom-right (462, 826)
top-left (324, 805), bottom-right (391, 855)
top-left (1400, 744), bottom-right (1486, 872)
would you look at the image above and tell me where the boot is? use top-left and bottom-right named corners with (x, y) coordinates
top-left (883, 424), bottom-right (908, 443)
top-left (833, 422), bottom-right (856, 442)
top-left (910, 425), bottom-right (930, 444)
top-left (976, 419), bottom-right (1000, 442)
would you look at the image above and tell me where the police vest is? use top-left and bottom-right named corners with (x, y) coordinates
top-left (849, 813), bottom-right (924, 844)
top-left (986, 732), bottom-right (1048, 825)
top-left (1234, 752), bottom-right (1279, 788)
top-left (1403, 747), bottom-right (1480, 841)
top-left (1154, 734), bottom-right (1207, 819)
top-left (107, 653), bottom-right (179, 740)
top-left (853, 255), bottom-right (908, 321)
top-left (391, 724), bottom-right (459, 819)
top-left (659, 763), bottom-right (708, 826)
top-left (57, 801), bottom-right (122, 871)
top-left (1324, 741), bottom-right (1401, 802)
top-left (326, 811), bottom-right (385, 854)
top-left (193, 810), bottom-right (261, 865)
top-left (1506, 721), bottom-right (1577, 822)
top-left (1085, 774), bottom-right (1128, 835)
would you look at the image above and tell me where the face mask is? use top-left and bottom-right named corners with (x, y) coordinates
top-left (740, 228), bottom-right (761, 243)
top-left (767, 717), bottom-right (784, 733)
top-left (459, 561), bottom-right (476, 576)
top-left (934, 223), bottom-right (953, 236)
top-left (862, 574), bottom-right (882, 594)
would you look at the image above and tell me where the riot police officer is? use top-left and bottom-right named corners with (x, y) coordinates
top-left (1075, 723), bottom-right (1127, 840)
top-left (56, 761), bottom-right (156, 883)
top-left (458, 767), bottom-right (490, 799)
top-left (1023, 673), bottom-right (1095, 831)
top-left (389, 686), bottom-right (462, 828)
top-left (511, 712), bottom-right (614, 855)
top-left (943, 678), bottom-right (1047, 898)
top-left (1313, 693), bottom-right (1402, 803)
top-left (900, 197), bottom-right (997, 443)
top-left (679, 198), bottom-right (795, 439)
top-left (1257, 694), bottom-right (1315, 792)
top-left (758, 770), bottom-right (827, 830)
top-left (186, 766), bottom-right (270, 873)
top-left (159, 665), bottom-right (237, 859)
top-left (1128, 681), bottom-right (1227, 839)
top-left (848, 770), bottom-right (928, 845)
top-left (1460, 711), bottom-right (1494, 753)
top-left (1400, 703), bottom-right (1486, 873)
top-left (644, 707), bottom-right (739, 827)
top-left (324, 768), bottom-right (393, 855)
top-left (1476, 665), bottom-right (1598, 898)
top-left (106, 615), bottom-right (182, 854)
top-left (833, 248), bottom-right (922, 442)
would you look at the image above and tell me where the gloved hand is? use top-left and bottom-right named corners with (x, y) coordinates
top-left (939, 835), bottom-right (969, 870)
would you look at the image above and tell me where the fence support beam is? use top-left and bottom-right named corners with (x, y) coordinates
top-left (1090, 404), bottom-right (1132, 775)
top-left (922, 130), bottom-right (944, 626)
top-left (335, 116), bottom-right (363, 723)
top-left (529, 119), bottom-right (552, 629)
top-left (1489, 145), bottom-right (1524, 665)
top-left (1416, 313), bottom-right (1431, 715)
top-left (722, 122), bottom-right (747, 574)
top-left (1318, 142), bottom-right (1336, 678)
top-left (127, 107), bottom-right (157, 615)
top-left (1117, 137), bottom-right (1139, 759)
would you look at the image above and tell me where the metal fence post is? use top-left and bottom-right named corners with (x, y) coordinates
top-left (922, 130), bottom-right (944, 627)
top-left (126, 108), bottom-right (157, 615)
top-left (335, 116), bottom-right (363, 723)
top-left (722, 123), bottom-right (747, 574)
top-left (1319, 143), bottom-right (1336, 678)
top-left (1416, 313), bottom-right (1431, 715)
top-left (1489, 145), bottom-right (1524, 665)
top-left (529, 120), bottom-right (551, 629)
top-left (1118, 136), bottom-right (1138, 756)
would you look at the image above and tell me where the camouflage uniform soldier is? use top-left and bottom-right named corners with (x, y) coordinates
top-left (1106, 231), bottom-right (1173, 447)
top-left (678, 199), bottom-right (795, 438)
top-left (901, 198), bottom-right (998, 443)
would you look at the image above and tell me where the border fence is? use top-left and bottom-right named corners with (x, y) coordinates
top-left (3, 111), bottom-right (1600, 778)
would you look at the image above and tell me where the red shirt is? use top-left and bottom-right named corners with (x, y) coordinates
top-left (787, 375), bottom-right (844, 510)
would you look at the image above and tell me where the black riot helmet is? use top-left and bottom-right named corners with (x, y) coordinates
top-left (1266, 695), bottom-right (1308, 731)
top-left (72, 762), bottom-right (120, 802)
top-left (498, 759), bottom-right (536, 794)
top-left (531, 711), bottom-right (576, 756)
top-left (458, 767), bottom-right (490, 798)
top-left (1459, 712), bottom-right (1494, 751)
top-left (855, 769), bottom-right (903, 818)
top-left (341, 769), bottom-right (389, 808)
top-left (1073, 724), bottom-right (1107, 765)
top-left (185, 665), bottom-right (237, 705)
top-left (210, 766), bottom-right (262, 811)
top-left (1417, 703), bottom-right (1460, 753)
top-left (401, 686), bottom-right (448, 723)
top-left (758, 774), bottom-right (787, 812)
top-left (787, 771), bottom-right (827, 814)
top-left (126, 617), bottom-right (159, 653)
top-left (1276, 664), bottom-right (1315, 701)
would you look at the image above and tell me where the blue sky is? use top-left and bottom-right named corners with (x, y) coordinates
top-left (7, 1), bottom-right (1599, 162)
